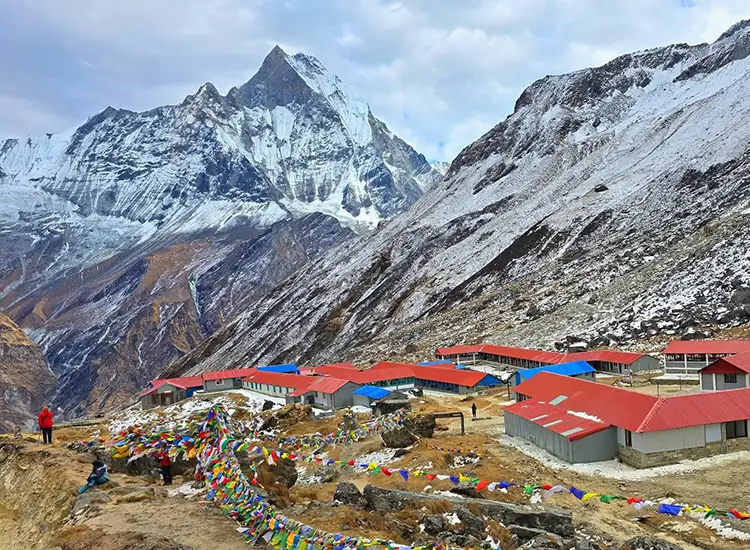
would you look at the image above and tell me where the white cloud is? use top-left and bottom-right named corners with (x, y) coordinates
top-left (2, 0), bottom-right (750, 161)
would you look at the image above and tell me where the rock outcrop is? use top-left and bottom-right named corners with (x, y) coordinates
top-left (0, 315), bottom-right (57, 432)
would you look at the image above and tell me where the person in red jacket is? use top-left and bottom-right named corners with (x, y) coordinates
top-left (38, 406), bottom-right (53, 444)
top-left (155, 443), bottom-right (172, 485)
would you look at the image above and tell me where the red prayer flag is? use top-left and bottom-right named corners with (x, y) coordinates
top-left (475, 480), bottom-right (489, 492)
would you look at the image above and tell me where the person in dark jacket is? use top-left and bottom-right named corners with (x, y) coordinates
top-left (78, 458), bottom-right (109, 494)
top-left (155, 443), bottom-right (172, 485)
top-left (38, 406), bottom-right (53, 444)
top-left (471, 402), bottom-right (477, 419)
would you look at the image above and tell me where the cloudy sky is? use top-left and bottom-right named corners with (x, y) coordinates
top-left (1, 0), bottom-right (750, 160)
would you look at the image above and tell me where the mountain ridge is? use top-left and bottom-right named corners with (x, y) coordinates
top-left (170, 19), bottom-right (750, 377)
top-left (0, 46), bottom-right (439, 417)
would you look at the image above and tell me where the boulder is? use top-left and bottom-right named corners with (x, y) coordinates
top-left (510, 525), bottom-right (559, 542)
top-left (361, 485), bottom-right (573, 537)
top-left (262, 400), bottom-right (275, 411)
top-left (440, 533), bottom-right (482, 548)
top-left (333, 482), bottom-right (367, 508)
top-left (449, 482), bottom-right (485, 499)
top-left (260, 457), bottom-right (298, 488)
top-left (521, 533), bottom-right (566, 549)
top-left (455, 506), bottom-right (485, 538)
top-left (71, 491), bottom-right (111, 516)
top-left (731, 287), bottom-right (750, 305)
top-left (381, 427), bottom-right (416, 448)
top-left (404, 412), bottom-right (436, 438)
top-left (619, 536), bottom-right (683, 550)
top-left (421, 514), bottom-right (444, 536)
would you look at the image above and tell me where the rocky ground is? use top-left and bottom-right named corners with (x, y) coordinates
top-left (0, 389), bottom-right (747, 549)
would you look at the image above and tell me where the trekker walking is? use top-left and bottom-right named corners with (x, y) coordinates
top-left (156, 443), bottom-right (173, 485)
top-left (79, 458), bottom-right (109, 493)
top-left (471, 402), bottom-right (477, 419)
top-left (38, 406), bottom-right (53, 444)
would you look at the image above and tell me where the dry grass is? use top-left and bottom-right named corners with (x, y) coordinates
top-left (422, 500), bottom-right (452, 514)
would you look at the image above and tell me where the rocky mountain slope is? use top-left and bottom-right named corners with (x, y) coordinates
top-left (0, 47), bottom-right (439, 415)
top-left (0, 314), bottom-right (57, 432)
top-left (173, 19), bottom-right (750, 375)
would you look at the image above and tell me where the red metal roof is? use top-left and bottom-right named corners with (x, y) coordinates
top-left (701, 352), bottom-right (750, 374)
top-left (437, 343), bottom-right (647, 366)
top-left (515, 372), bottom-right (750, 433)
top-left (139, 376), bottom-right (204, 397)
top-left (565, 350), bottom-right (647, 365)
top-left (289, 377), bottom-right (350, 396)
top-left (410, 366), bottom-right (489, 387)
top-left (312, 365), bottom-right (416, 384)
top-left (663, 340), bottom-right (750, 355)
top-left (202, 368), bottom-right (256, 381)
top-left (503, 400), bottom-right (611, 441)
top-left (370, 361), bottom-right (419, 371)
top-left (242, 371), bottom-right (312, 389)
top-left (435, 345), bottom-right (484, 356)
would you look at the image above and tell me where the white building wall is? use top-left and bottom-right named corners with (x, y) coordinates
top-left (705, 423), bottom-right (722, 443)
top-left (634, 426), bottom-right (705, 453)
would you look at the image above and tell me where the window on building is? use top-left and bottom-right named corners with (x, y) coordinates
top-left (725, 374), bottom-right (738, 384)
top-left (726, 420), bottom-right (748, 439)
top-left (625, 430), bottom-right (632, 447)
top-left (215, 379), bottom-right (224, 386)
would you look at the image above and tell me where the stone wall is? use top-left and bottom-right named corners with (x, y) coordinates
top-left (618, 433), bottom-right (750, 468)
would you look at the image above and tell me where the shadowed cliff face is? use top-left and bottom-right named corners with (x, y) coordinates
top-left (0, 315), bottom-right (57, 431)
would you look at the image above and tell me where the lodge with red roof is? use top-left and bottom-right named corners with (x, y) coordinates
top-left (698, 351), bottom-right (750, 391)
top-left (505, 372), bottom-right (750, 467)
top-left (138, 360), bottom-right (502, 411)
top-left (664, 340), bottom-right (750, 377)
top-left (435, 344), bottom-right (658, 374)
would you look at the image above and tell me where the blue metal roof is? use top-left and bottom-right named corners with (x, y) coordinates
top-left (353, 385), bottom-right (393, 399)
top-left (258, 363), bottom-right (298, 374)
top-left (419, 360), bottom-right (454, 366)
top-left (515, 361), bottom-right (594, 384)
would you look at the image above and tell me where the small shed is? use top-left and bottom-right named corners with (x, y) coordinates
top-left (289, 377), bottom-right (358, 410)
top-left (353, 385), bottom-right (393, 407)
top-left (139, 376), bottom-right (203, 409)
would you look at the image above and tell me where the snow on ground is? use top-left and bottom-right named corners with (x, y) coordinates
top-left (450, 455), bottom-right (480, 468)
top-left (350, 406), bottom-right (372, 414)
top-left (356, 448), bottom-right (402, 466)
top-left (167, 482), bottom-right (207, 499)
top-left (444, 512), bottom-right (461, 525)
top-left (692, 513), bottom-right (750, 541)
top-left (498, 434), bottom-right (750, 481)
top-left (108, 390), bottom-right (281, 433)
top-left (225, 389), bottom-right (285, 407)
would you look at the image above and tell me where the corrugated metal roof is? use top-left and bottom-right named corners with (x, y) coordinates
top-left (353, 386), bottom-right (393, 399)
top-left (289, 377), bottom-right (349, 396)
top-left (438, 343), bottom-right (648, 366)
top-left (419, 360), bottom-right (456, 368)
top-left (517, 361), bottom-right (595, 382)
top-left (312, 365), bottom-right (416, 384)
top-left (503, 400), bottom-right (611, 441)
top-left (139, 376), bottom-right (203, 397)
top-left (202, 368), bottom-right (256, 381)
top-left (258, 364), bottom-right (298, 374)
top-left (701, 352), bottom-right (750, 374)
top-left (565, 350), bottom-right (647, 365)
top-left (412, 366), bottom-right (499, 387)
top-left (664, 340), bottom-right (750, 355)
top-left (515, 372), bottom-right (750, 433)
top-left (370, 361), bottom-right (419, 371)
top-left (435, 345), bottom-right (484, 356)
